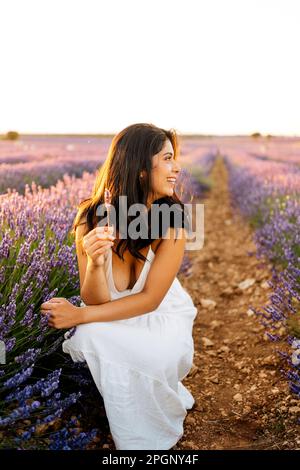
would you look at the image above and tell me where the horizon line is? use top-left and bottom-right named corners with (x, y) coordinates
top-left (1, 132), bottom-right (300, 139)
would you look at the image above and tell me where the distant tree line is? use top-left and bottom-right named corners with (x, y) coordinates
top-left (1, 131), bottom-right (20, 140)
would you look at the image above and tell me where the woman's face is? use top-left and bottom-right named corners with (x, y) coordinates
top-left (146, 139), bottom-right (181, 206)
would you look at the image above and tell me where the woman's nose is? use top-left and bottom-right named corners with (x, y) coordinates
top-left (174, 161), bottom-right (181, 173)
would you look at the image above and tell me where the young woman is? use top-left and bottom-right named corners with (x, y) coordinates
top-left (41, 123), bottom-right (198, 450)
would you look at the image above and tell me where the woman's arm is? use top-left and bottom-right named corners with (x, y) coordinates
top-left (41, 227), bottom-right (187, 328)
top-left (76, 223), bottom-right (112, 305)
top-left (80, 290), bottom-right (156, 323)
top-left (79, 227), bottom-right (186, 323)
top-left (81, 262), bottom-right (111, 305)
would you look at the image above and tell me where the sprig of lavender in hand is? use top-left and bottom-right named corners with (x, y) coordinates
top-left (104, 188), bottom-right (112, 231)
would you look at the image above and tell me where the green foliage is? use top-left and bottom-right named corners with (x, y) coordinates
top-left (286, 296), bottom-right (300, 338)
top-left (188, 165), bottom-right (213, 191)
top-left (249, 193), bottom-right (300, 269)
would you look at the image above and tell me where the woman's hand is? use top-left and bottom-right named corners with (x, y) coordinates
top-left (40, 297), bottom-right (83, 329)
top-left (82, 226), bottom-right (116, 267)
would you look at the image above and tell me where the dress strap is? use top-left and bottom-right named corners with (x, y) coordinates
top-left (107, 245), bottom-right (155, 294)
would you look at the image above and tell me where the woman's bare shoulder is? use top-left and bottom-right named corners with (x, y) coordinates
top-left (151, 227), bottom-right (187, 253)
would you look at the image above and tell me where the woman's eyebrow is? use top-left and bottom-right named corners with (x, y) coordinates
top-left (163, 152), bottom-right (174, 156)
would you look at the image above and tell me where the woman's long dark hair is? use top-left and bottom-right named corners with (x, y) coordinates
top-left (71, 123), bottom-right (189, 262)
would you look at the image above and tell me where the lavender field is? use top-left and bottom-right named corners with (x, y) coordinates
top-left (0, 135), bottom-right (299, 449)
top-left (0, 135), bottom-right (213, 449)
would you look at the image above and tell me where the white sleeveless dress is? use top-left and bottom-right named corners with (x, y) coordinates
top-left (62, 245), bottom-right (198, 450)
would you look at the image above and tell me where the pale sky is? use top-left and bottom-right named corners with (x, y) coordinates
top-left (1, 0), bottom-right (300, 136)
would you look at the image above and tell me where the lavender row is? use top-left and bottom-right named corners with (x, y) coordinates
top-left (223, 153), bottom-right (300, 406)
top-left (0, 171), bottom-right (96, 448)
top-left (0, 158), bottom-right (106, 195)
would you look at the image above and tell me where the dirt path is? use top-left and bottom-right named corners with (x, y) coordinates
top-left (174, 157), bottom-right (299, 450)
